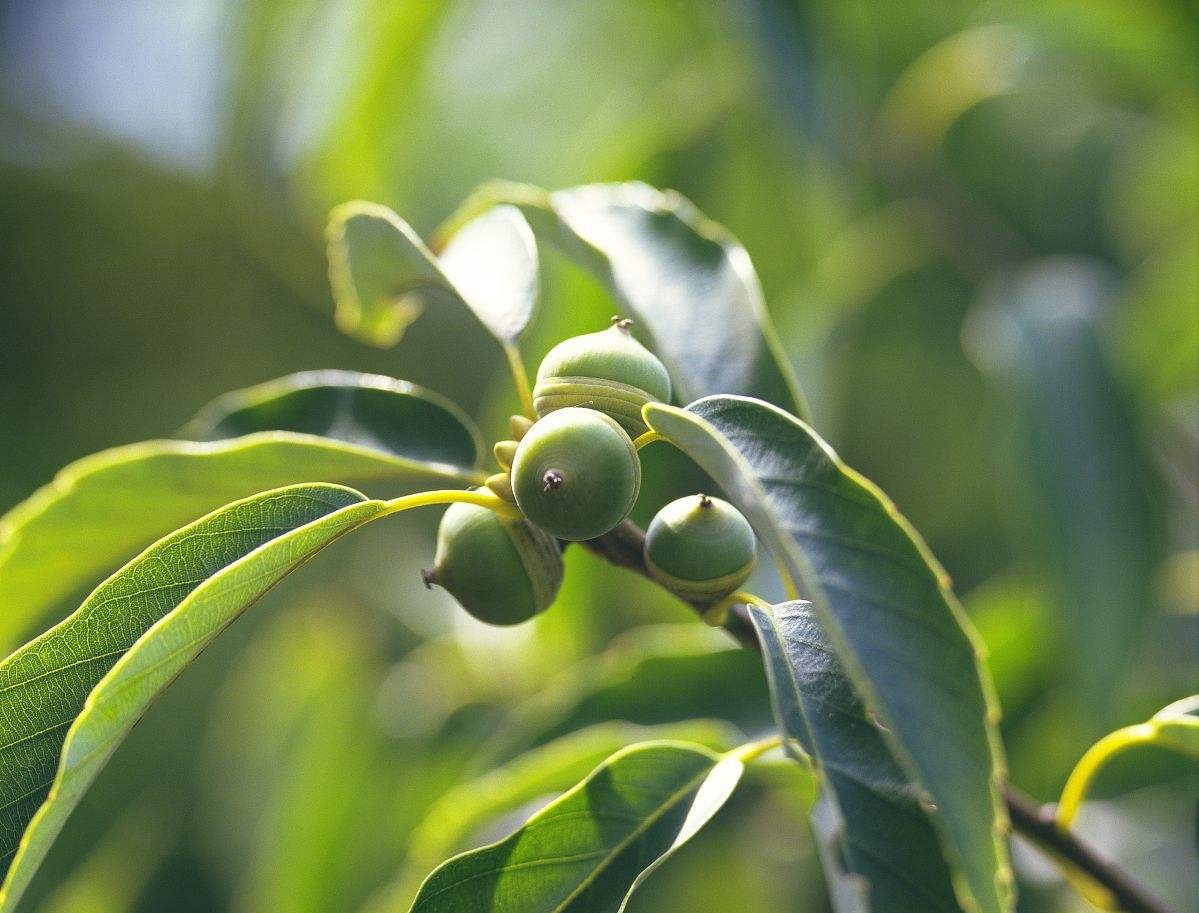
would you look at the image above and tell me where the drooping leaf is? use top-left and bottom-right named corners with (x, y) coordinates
top-left (0, 375), bottom-right (481, 650)
top-left (326, 200), bottom-right (538, 348)
top-left (380, 720), bottom-right (740, 913)
top-left (407, 741), bottom-right (744, 913)
top-left (442, 181), bottom-right (807, 417)
top-left (748, 599), bottom-right (965, 913)
top-left (645, 396), bottom-right (1012, 913)
top-left (0, 483), bottom-right (386, 911)
top-left (181, 370), bottom-right (484, 465)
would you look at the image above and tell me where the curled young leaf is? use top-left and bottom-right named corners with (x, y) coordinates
top-left (327, 200), bottom-right (538, 348)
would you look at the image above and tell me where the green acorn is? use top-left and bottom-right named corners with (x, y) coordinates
top-left (644, 494), bottom-right (756, 603)
top-left (422, 502), bottom-right (562, 626)
top-left (510, 407), bottom-right (641, 541)
top-left (533, 317), bottom-right (671, 437)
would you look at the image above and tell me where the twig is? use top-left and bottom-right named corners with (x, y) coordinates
top-left (581, 521), bottom-right (1178, 913)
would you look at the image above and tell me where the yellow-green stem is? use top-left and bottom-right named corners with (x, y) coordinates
top-left (731, 735), bottom-right (783, 764)
top-left (381, 489), bottom-right (521, 520)
top-left (503, 342), bottom-right (536, 420)
top-left (1056, 724), bottom-right (1156, 829)
top-left (633, 430), bottom-right (662, 451)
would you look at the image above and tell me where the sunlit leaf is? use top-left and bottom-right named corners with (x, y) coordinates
top-left (438, 205), bottom-right (539, 343)
top-left (0, 376), bottom-right (481, 651)
top-left (326, 200), bottom-right (538, 348)
top-left (749, 599), bottom-right (965, 913)
top-left (379, 720), bottom-right (740, 913)
top-left (645, 396), bottom-right (1012, 913)
top-left (407, 740), bottom-right (745, 913)
top-left (0, 483), bottom-right (385, 911)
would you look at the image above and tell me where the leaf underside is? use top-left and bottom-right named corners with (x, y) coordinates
top-left (645, 395), bottom-right (1012, 913)
top-left (749, 599), bottom-right (964, 913)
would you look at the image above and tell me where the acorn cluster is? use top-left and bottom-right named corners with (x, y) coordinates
top-left (423, 317), bottom-right (756, 625)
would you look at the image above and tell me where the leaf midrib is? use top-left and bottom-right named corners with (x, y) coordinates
top-left (413, 755), bottom-right (715, 913)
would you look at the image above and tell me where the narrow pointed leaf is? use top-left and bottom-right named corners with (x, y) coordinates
top-left (383, 721), bottom-right (739, 912)
top-left (0, 483), bottom-right (385, 910)
top-left (749, 599), bottom-right (965, 913)
top-left (0, 374), bottom-right (480, 649)
top-left (444, 181), bottom-right (806, 416)
top-left (327, 201), bottom-right (538, 347)
top-left (408, 741), bottom-right (743, 913)
top-left (645, 396), bottom-right (1012, 913)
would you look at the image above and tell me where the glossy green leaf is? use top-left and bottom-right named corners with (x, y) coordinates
top-left (381, 720), bottom-right (739, 913)
top-left (645, 396), bottom-right (1012, 913)
top-left (407, 740), bottom-right (744, 913)
top-left (444, 181), bottom-right (807, 417)
top-left (0, 483), bottom-right (385, 911)
top-left (748, 599), bottom-right (965, 913)
top-left (0, 375), bottom-right (482, 651)
top-left (326, 200), bottom-right (537, 348)
top-left (181, 370), bottom-right (484, 466)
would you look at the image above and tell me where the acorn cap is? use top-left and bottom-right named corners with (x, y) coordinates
top-left (533, 319), bottom-right (671, 436)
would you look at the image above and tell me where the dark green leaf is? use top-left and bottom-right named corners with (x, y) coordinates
top-left (0, 484), bottom-right (385, 910)
top-left (645, 396), bottom-right (1012, 913)
top-left (182, 370), bottom-right (483, 469)
top-left (0, 376), bottom-right (482, 651)
top-left (749, 599), bottom-right (965, 913)
top-left (408, 741), bottom-right (743, 913)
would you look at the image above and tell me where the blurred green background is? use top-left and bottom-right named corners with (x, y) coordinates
top-left (0, 1), bottom-right (1195, 911)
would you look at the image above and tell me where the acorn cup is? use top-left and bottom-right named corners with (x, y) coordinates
top-left (644, 494), bottom-right (757, 603)
top-left (532, 317), bottom-right (671, 437)
top-left (510, 407), bottom-right (641, 541)
top-left (422, 502), bottom-right (563, 626)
